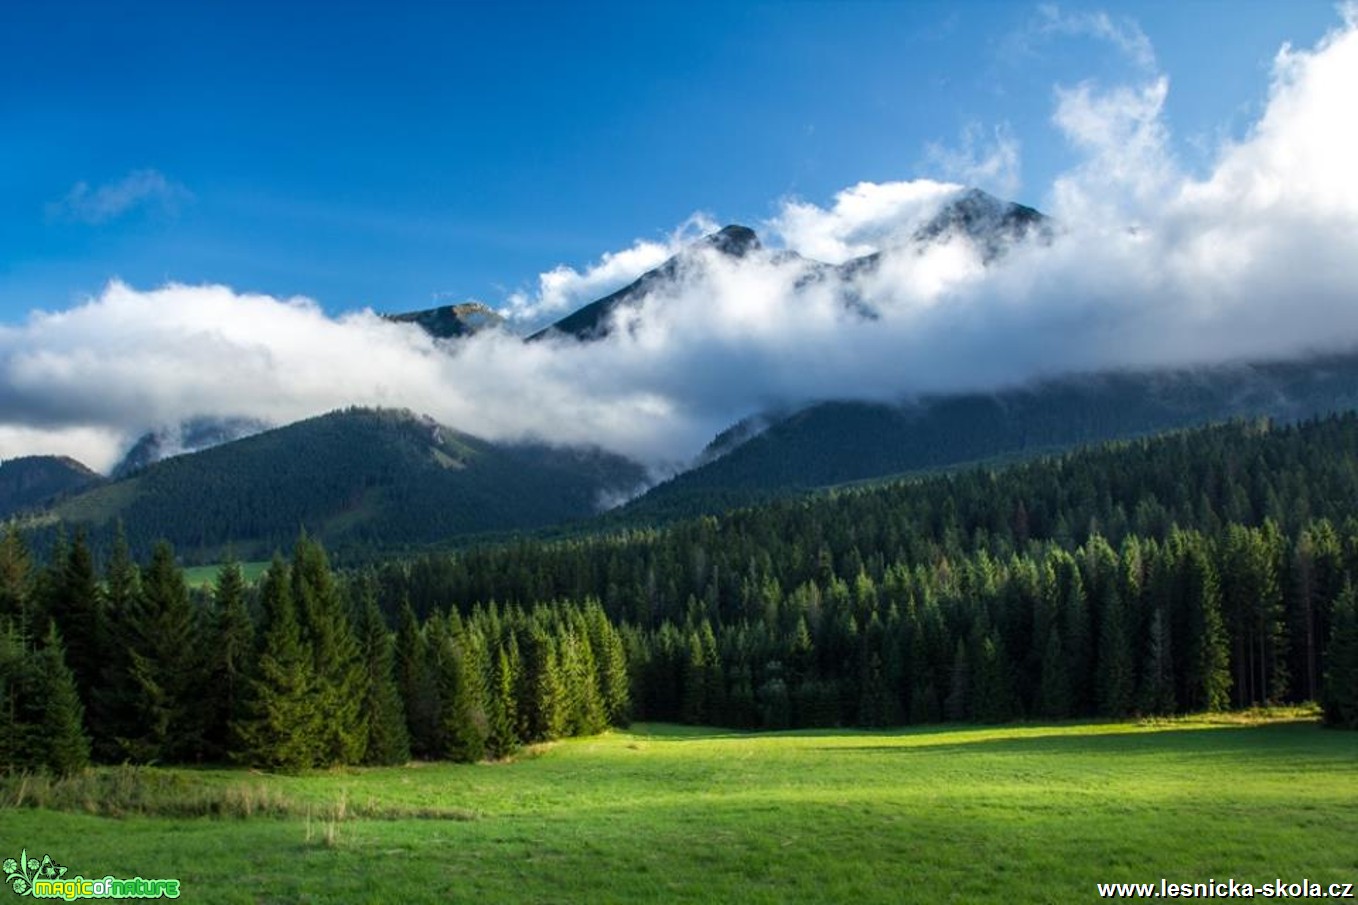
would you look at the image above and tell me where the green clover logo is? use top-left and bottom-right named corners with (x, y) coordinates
top-left (4, 849), bottom-right (65, 897)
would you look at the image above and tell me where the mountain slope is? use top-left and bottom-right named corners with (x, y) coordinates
top-left (527, 189), bottom-right (1048, 344)
top-left (111, 416), bottom-right (270, 478)
top-left (386, 302), bottom-right (505, 340)
top-left (44, 408), bottom-right (646, 560)
top-left (0, 456), bottom-right (103, 519)
top-left (528, 225), bottom-right (762, 342)
top-left (624, 352), bottom-right (1358, 520)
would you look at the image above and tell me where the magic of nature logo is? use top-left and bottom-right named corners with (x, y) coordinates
top-left (4, 850), bottom-right (180, 900)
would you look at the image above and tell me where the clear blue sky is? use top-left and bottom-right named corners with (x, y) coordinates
top-left (0, 0), bottom-right (1339, 320)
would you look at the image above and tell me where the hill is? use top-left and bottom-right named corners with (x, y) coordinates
top-left (39, 407), bottom-right (645, 560)
top-left (0, 455), bottom-right (102, 518)
top-left (623, 352), bottom-right (1358, 521)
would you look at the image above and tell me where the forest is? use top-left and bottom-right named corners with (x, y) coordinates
top-left (3, 415), bottom-right (1358, 776)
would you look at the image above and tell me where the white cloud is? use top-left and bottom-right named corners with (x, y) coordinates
top-left (924, 123), bottom-right (1022, 200)
top-left (502, 214), bottom-right (717, 328)
top-left (5, 10), bottom-right (1358, 482)
top-left (1029, 5), bottom-right (1158, 71)
top-left (47, 169), bottom-right (191, 225)
top-left (767, 179), bottom-right (963, 264)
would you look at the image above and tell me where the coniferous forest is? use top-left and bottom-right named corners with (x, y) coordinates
top-left (4, 415), bottom-right (1358, 776)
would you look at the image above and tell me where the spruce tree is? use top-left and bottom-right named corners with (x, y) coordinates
top-left (122, 542), bottom-right (202, 762)
top-left (235, 556), bottom-right (322, 771)
top-left (394, 599), bottom-right (438, 757)
top-left (204, 558), bottom-right (255, 761)
top-left (1139, 608), bottom-right (1176, 715)
top-left (0, 526), bottom-right (32, 632)
top-left (291, 535), bottom-right (367, 765)
top-left (435, 617), bottom-right (488, 762)
top-left (39, 622), bottom-right (91, 776)
top-left (1322, 584), bottom-right (1358, 729)
top-left (0, 622), bottom-right (37, 774)
top-left (93, 524), bottom-right (141, 761)
top-left (1097, 592), bottom-right (1135, 717)
top-left (356, 588), bottom-right (410, 765)
top-left (485, 645), bottom-right (520, 759)
top-left (48, 530), bottom-right (104, 706)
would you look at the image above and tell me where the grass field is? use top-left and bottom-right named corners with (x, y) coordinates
top-left (181, 561), bottom-right (270, 589)
top-left (3, 714), bottom-right (1355, 903)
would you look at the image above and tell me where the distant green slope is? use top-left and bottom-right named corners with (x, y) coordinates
top-left (625, 352), bottom-right (1358, 521)
top-left (0, 455), bottom-right (103, 518)
top-left (42, 408), bottom-right (645, 561)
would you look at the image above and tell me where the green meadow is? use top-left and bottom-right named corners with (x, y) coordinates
top-left (3, 713), bottom-right (1356, 904)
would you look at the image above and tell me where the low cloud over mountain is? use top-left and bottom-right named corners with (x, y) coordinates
top-left (3, 10), bottom-right (1358, 474)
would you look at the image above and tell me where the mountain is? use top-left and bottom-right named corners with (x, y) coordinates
top-left (623, 351), bottom-right (1358, 521)
top-left (913, 187), bottom-right (1052, 260)
top-left (112, 416), bottom-right (270, 478)
top-left (528, 225), bottom-right (763, 342)
top-left (528, 189), bottom-right (1047, 343)
top-left (386, 302), bottom-right (505, 340)
top-left (40, 408), bottom-right (646, 561)
top-left (0, 455), bottom-right (103, 519)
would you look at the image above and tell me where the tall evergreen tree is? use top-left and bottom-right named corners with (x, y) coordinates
top-left (38, 622), bottom-right (91, 776)
top-left (1322, 584), bottom-right (1358, 729)
top-left (291, 535), bottom-right (366, 765)
top-left (48, 530), bottom-right (104, 706)
top-left (203, 558), bottom-right (255, 761)
top-left (92, 524), bottom-right (141, 761)
top-left (0, 526), bottom-right (32, 632)
top-left (235, 556), bottom-right (323, 771)
top-left (394, 598), bottom-right (438, 758)
top-left (122, 542), bottom-right (202, 762)
top-left (356, 586), bottom-right (410, 765)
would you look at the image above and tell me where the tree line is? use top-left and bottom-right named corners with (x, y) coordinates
top-left (0, 530), bottom-right (630, 774)
top-left (3, 415), bottom-right (1357, 776)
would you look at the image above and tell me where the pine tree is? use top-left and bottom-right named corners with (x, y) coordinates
top-left (526, 630), bottom-right (567, 741)
top-left (1139, 608), bottom-right (1176, 715)
top-left (435, 616), bottom-right (488, 762)
top-left (0, 622), bottom-right (38, 774)
top-left (92, 524), bottom-right (141, 761)
top-left (589, 606), bottom-right (630, 726)
top-left (291, 535), bottom-right (367, 766)
top-left (1180, 538), bottom-right (1231, 712)
top-left (203, 558), bottom-right (255, 761)
top-left (395, 599), bottom-right (439, 758)
top-left (122, 542), bottom-right (202, 762)
top-left (0, 526), bottom-right (32, 632)
top-left (1097, 591), bottom-right (1135, 717)
top-left (1321, 584), bottom-right (1358, 729)
top-left (356, 588), bottom-right (410, 765)
top-left (485, 645), bottom-right (520, 759)
top-left (235, 556), bottom-right (323, 771)
top-left (944, 640), bottom-right (970, 722)
top-left (1038, 627), bottom-right (1071, 718)
top-left (54, 531), bottom-right (104, 703)
top-left (38, 622), bottom-right (90, 776)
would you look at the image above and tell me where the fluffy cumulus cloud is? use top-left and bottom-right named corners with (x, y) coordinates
top-left (5, 10), bottom-right (1358, 477)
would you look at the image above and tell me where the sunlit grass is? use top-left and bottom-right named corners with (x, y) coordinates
top-left (3, 713), bottom-right (1354, 903)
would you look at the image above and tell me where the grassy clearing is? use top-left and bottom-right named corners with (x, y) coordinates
top-left (2, 714), bottom-right (1355, 903)
top-left (181, 560), bottom-right (269, 589)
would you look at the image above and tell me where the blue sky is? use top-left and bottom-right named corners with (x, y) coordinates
top-left (0, 0), bottom-right (1340, 321)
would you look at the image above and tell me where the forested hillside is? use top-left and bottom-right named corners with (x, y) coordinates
top-left (627, 353), bottom-right (1358, 520)
top-left (4, 414), bottom-right (1356, 778)
top-left (0, 456), bottom-right (102, 519)
top-left (36, 408), bottom-right (646, 561)
top-left (379, 414), bottom-right (1358, 729)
